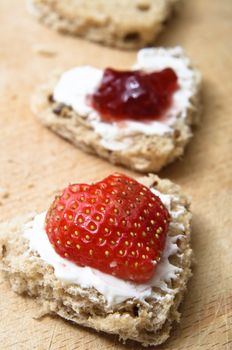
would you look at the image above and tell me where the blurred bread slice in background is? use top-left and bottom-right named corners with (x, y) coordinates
top-left (28, 0), bottom-right (180, 49)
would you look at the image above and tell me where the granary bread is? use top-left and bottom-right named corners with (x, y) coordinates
top-left (28, 0), bottom-right (180, 50)
top-left (0, 174), bottom-right (192, 346)
top-left (31, 47), bottom-right (201, 173)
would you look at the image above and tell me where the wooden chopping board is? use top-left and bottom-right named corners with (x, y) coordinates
top-left (0, 0), bottom-right (232, 349)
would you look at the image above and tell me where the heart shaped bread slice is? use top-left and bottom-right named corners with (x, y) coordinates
top-left (28, 0), bottom-right (180, 50)
top-left (0, 174), bottom-right (192, 346)
top-left (32, 47), bottom-right (201, 172)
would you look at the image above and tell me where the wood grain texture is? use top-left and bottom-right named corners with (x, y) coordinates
top-left (0, 0), bottom-right (231, 349)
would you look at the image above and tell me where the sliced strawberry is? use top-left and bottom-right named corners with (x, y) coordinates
top-left (45, 173), bottom-right (170, 283)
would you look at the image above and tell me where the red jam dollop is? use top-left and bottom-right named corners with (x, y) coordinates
top-left (87, 68), bottom-right (178, 122)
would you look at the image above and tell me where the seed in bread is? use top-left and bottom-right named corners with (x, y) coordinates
top-left (0, 174), bottom-right (192, 347)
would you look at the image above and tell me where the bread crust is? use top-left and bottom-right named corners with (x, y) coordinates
top-left (0, 175), bottom-right (192, 346)
top-left (31, 53), bottom-right (201, 173)
top-left (28, 0), bottom-right (180, 50)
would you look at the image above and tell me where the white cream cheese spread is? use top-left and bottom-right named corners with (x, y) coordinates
top-left (23, 189), bottom-right (187, 307)
top-left (53, 47), bottom-right (199, 151)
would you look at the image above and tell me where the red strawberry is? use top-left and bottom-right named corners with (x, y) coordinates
top-left (45, 173), bottom-right (170, 283)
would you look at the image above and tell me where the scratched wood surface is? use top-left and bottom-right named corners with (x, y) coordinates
top-left (0, 0), bottom-right (232, 349)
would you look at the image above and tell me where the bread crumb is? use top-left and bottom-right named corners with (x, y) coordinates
top-left (32, 44), bottom-right (57, 57)
top-left (0, 188), bottom-right (9, 199)
top-left (28, 184), bottom-right (35, 189)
